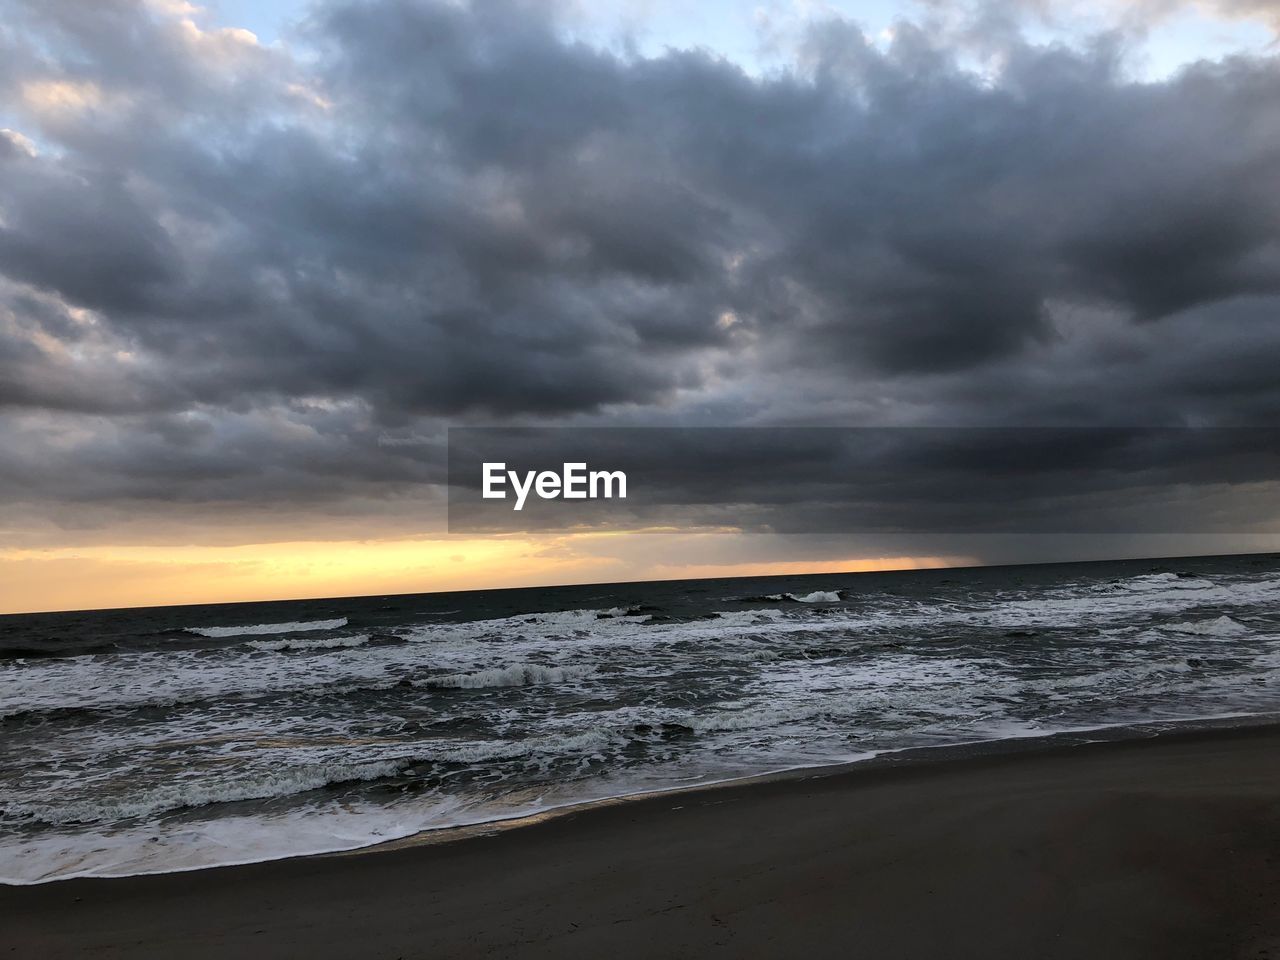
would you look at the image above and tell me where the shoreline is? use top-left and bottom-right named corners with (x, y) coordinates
top-left (326, 710), bottom-right (1280, 858)
top-left (6, 720), bottom-right (1280, 958)
top-left (6, 711), bottom-right (1276, 887)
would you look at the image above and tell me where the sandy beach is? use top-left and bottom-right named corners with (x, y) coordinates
top-left (4, 723), bottom-right (1279, 959)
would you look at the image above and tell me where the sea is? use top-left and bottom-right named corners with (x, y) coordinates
top-left (3, 552), bottom-right (1280, 884)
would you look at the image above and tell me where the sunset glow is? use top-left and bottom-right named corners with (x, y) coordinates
top-left (0, 536), bottom-right (964, 614)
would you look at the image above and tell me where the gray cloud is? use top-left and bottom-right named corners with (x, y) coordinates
top-left (1, 0), bottom-right (1279, 540)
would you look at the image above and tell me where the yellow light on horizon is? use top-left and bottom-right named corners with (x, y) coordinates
top-left (0, 537), bottom-right (599, 614)
top-left (0, 534), bottom-right (966, 615)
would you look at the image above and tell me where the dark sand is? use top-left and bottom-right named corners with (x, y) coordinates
top-left (5, 724), bottom-right (1280, 959)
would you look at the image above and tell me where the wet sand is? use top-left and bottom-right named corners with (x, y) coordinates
top-left (5, 724), bottom-right (1280, 959)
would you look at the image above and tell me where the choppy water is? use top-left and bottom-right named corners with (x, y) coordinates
top-left (3, 554), bottom-right (1279, 884)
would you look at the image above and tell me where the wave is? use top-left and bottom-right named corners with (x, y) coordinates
top-left (2, 726), bottom-right (618, 829)
top-left (1164, 616), bottom-right (1248, 638)
top-left (6, 564), bottom-right (1280, 886)
top-left (1116, 573), bottom-right (1215, 591)
top-left (185, 618), bottom-right (348, 638)
top-left (789, 590), bottom-right (843, 603)
top-left (426, 663), bottom-right (593, 689)
top-left (0, 607), bottom-right (798, 721)
top-left (742, 590), bottom-right (843, 603)
top-left (1, 758), bottom-right (405, 827)
top-left (247, 634), bottom-right (371, 653)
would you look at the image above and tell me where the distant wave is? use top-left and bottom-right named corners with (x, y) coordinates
top-left (746, 590), bottom-right (844, 603)
top-left (789, 590), bottom-right (842, 603)
top-left (247, 634), bottom-right (371, 653)
top-left (1118, 573), bottom-right (1215, 591)
top-left (427, 663), bottom-right (593, 689)
top-left (185, 618), bottom-right (348, 638)
top-left (737, 591), bottom-right (844, 604)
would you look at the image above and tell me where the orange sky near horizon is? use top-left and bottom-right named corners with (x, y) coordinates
top-left (0, 534), bottom-right (963, 615)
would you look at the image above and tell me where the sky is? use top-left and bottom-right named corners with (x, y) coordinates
top-left (2, 0), bottom-right (1280, 613)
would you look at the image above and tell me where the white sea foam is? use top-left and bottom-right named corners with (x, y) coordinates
top-left (0, 768), bottom-right (628, 884)
top-left (0, 802), bottom-right (436, 884)
top-left (186, 618), bottom-right (348, 638)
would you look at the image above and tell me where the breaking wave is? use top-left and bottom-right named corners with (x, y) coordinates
top-left (1165, 616), bottom-right (1249, 638)
top-left (1, 759), bottom-right (404, 827)
top-left (247, 634), bottom-right (371, 653)
top-left (186, 618), bottom-right (348, 638)
top-left (789, 590), bottom-right (843, 603)
top-left (746, 590), bottom-right (844, 603)
top-left (427, 663), bottom-right (593, 689)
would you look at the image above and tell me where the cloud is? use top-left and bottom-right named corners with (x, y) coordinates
top-left (1124, 0), bottom-right (1280, 33)
top-left (1, 0), bottom-right (1279, 546)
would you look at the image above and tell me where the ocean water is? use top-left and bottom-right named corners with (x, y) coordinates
top-left (2, 553), bottom-right (1280, 884)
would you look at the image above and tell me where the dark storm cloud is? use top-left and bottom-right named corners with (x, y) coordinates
top-left (1, 0), bottom-right (1280, 528)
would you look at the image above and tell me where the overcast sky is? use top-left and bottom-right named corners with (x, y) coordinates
top-left (2, 0), bottom-right (1279, 612)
